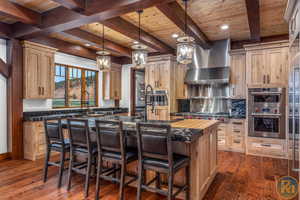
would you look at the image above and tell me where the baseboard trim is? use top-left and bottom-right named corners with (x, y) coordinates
top-left (0, 152), bottom-right (11, 161)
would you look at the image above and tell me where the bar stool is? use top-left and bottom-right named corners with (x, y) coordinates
top-left (43, 118), bottom-right (70, 188)
top-left (136, 123), bottom-right (190, 200)
top-left (66, 119), bottom-right (97, 198)
top-left (94, 120), bottom-right (138, 200)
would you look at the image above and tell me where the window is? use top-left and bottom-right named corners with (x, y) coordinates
top-left (53, 64), bottom-right (98, 108)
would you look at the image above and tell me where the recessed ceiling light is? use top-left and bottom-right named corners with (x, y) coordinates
top-left (221, 24), bottom-right (229, 30)
top-left (172, 33), bottom-right (179, 38)
top-left (85, 43), bottom-right (91, 47)
top-left (133, 41), bottom-right (139, 44)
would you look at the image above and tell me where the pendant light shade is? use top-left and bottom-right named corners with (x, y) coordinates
top-left (132, 10), bottom-right (148, 67)
top-left (96, 50), bottom-right (111, 71)
top-left (176, 36), bottom-right (195, 64)
top-left (97, 24), bottom-right (111, 71)
top-left (176, 0), bottom-right (195, 64)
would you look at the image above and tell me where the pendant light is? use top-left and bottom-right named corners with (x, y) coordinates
top-left (132, 10), bottom-right (148, 66)
top-left (97, 24), bottom-right (111, 71)
top-left (176, 0), bottom-right (195, 64)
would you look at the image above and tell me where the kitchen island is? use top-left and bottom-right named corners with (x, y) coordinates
top-left (63, 116), bottom-right (219, 200)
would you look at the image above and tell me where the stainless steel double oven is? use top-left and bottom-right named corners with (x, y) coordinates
top-left (248, 88), bottom-right (286, 139)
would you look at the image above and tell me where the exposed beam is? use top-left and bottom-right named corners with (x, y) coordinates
top-left (29, 36), bottom-right (130, 65)
top-left (63, 28), bottom-right (132, 57)
top-left (51, 0), bottom-right (85, 12)
top-left (231, 34), bottom-right (289, 49)
top-left (157, 1), bottom-right (211, 49)
top-left (7, 39), bottom-right (24, 159)
top-left (103, 17), bottom-right (174, 53)
top-left (0, 0), bottom-right (41, 25)
top-left (0, 22), bottom-right (12, 39)
top-left (0, 58), bottom-right (9, 78)
top-left (12, 0), bottom-right (175, 40)
top-left (245, 0), bottom-right (260, 41)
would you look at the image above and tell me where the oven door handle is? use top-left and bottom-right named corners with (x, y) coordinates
top-left (251, 113), bottom-right (281, 118)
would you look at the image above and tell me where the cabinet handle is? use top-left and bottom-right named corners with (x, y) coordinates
top-left (263, 75), bottom-right (266, 84)
top-left (42, 87), bottom-right (44, 95)
top-left (267, 75), bottom-right (270, 84)
top-left (232, 122), bottom-right (243, 125)
top-left (261, 143), bottom-right (271, 147)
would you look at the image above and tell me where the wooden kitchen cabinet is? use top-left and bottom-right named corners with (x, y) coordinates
top-left (245, 41), bottom-right (289, 87)
top-left (102, 67), bottom-right (122, 100)
top-left (175, 64), bottom-right (188, 99)
top-left (145, 61), bottom-right (170, 90)
top-left (230, 50), bottom-right (246, 98)
top-left (23, 41), bottom-right (57, 99)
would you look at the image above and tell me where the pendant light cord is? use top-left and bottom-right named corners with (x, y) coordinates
top-left (138, 10), bottom-right (141, 43)
top-left (184, 0), bottom-right (187, 35)
top-left (102, 24), bottom-right (104, 51)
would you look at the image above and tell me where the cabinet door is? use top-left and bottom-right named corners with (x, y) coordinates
top-left (231, 53), bottom-right (246, 98)
top-left (24, 48), bottom-right (41, 99)
top-left (265, 48), bottom-right (289, 86)
top-left (112, 70), bottom-right (122, 100)
top-left (147, 107), bottom-right (157, 120)
top-left (175, 64), bottom-right (188, 99)
top-left (157, 108), bottom-right (169, 120)
top-left (157, 63), bottom-right (170, 90)
top-left (247, 51), bottom-right (266, 86)
top-left (145, 63), bottom-right (157, 89)
top-left (39, 52), bottom-right (55, 99)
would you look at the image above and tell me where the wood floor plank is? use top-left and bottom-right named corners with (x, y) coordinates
top-left (0, 151), bottom-right (298, 200)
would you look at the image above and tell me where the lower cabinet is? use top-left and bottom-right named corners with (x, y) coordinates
top-left (247, 137), bottom-right (287, 159)
top-left (217, 119), bottom-right (246, 153)
top-left (24, 121), bottom-right (47, 161)
top-left (147, 107), bottom-right (170, 120)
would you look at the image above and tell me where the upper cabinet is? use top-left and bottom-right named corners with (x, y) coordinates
top-left (102, 65), bottom-right (122, 100)
top-left (230, 50), bottom-right (246, 98)
top-left (145, 61), bottom-right (170, 90)
top-left (175, 64), bottom-right (188, 99)
top-left (245, 41), bottom-right (289, 87)
top-left (22, 41), bottom-right (57, 99)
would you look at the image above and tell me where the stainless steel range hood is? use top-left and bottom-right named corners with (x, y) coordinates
top-left (185, 39), bottom-right (230, 85)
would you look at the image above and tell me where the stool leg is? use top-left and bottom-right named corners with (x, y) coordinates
top-left (137, 163), bottom-right (143, 200)
top-left (119, 162), bottom-right (126, 200)
top-left (155, 172), bottom-right (161, 189)
top-left (67, 150), bottom-right (74, 191)
top-left (43, 147), bottom-right (51, 183)
top-left (168, 171), bottom-right (174, 200)
top-left (57, 149), bottom-right (65, 188)
top-left (185, 165), bottom-right (190, 200)
top-left (84, 154), bottom-right (92, 197)
top-left (95, 155), bottom-right (103, 200)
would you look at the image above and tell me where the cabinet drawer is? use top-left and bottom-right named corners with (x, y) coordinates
top-left (247, 137), bottom-right (286, 158)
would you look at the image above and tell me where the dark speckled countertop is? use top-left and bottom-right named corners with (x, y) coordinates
top-left (23, 107), bottom-right (128, 121)
top-left (61, 116), bottom-right (204, 143)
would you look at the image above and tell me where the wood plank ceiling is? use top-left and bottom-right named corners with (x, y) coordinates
top-left (0, 0), bottom-right (289, 62)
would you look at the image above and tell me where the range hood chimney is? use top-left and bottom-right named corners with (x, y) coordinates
top-left (184, 39), bottom-right (231, 85)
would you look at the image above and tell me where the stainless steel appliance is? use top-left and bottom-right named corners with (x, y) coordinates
top-left (184, 39), bottom-right (231, 116)
top-left (248, 88), bottom-right (286, 139)
top-left (288, 31), bottom-right (300, 172)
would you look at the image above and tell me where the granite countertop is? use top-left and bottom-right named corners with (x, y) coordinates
top-left (61, 116), bottom-right (219, 143)
top-left (23, 107), bottom-right (128, 121)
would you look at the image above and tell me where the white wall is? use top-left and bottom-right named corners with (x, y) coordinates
top-left (0, 39), bottom-right (7, 154)
top-left (23, 52), bottom-right (116, 111)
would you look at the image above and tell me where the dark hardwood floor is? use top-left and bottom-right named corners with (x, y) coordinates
top-left (0, 151), bottom-right (297, 200)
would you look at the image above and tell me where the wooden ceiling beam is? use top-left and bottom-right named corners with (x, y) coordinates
top-left (245, 0), bottom-right (260, 41)
top-left (12, 0), bottom-right (175, 40)
top-left (51, 0), bottom-right (85, 12)
top-left (29, 36), bottom-right (129, 65)
top-left (0, 0), bottom-right (41, 25)
top-left (63, 28), bottom-right (132, 57)
top-left (231, 34), bottom-right (289, 49)
top-left (0, 58), bottom-right (9, 78)
top-left (103, 17), bottom-right (174, 53)
top-left (157, 1), bottom-right (211, 49)
top-left (0, 22), bottom-right (12, 39)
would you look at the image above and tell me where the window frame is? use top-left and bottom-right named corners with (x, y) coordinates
top-left (53, 63), bottom-right (99, 109)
